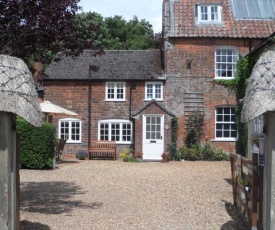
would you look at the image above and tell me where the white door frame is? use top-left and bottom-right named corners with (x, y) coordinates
top-left (142, 114), bottom-right (164, 160)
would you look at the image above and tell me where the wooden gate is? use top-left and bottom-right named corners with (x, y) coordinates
top-left (230, 153), bottom-right (263, 230)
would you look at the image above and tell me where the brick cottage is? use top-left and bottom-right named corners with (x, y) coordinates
top-left (44, 0), bottom-right (275, 160)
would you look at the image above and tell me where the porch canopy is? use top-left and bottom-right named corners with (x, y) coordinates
top-left (241, 49), bottom-right (275, 123)
top-left (40, 100), bottom-right (78, 116)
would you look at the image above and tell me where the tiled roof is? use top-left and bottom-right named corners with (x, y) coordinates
top-left (45, 50), bottom-right (163, 80)
top-left (170, 0), bottom-right (275, 38)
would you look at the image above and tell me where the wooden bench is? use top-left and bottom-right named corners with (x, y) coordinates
top-left (89, 140), bottom-right (116, 160)
top-left (55, 139), bottom-right (67, 162)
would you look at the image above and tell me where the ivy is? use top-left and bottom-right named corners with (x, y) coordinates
top-left (214, 56), bottom-right (258, 156)
top-left (168, 118), bottom-right (180, 161)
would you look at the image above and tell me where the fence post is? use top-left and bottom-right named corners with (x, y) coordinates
top-left (230, 153), bottom-right (237, 206)
top-left (251, 153), bottom-right (258, 229)
top-left (258, 165), bottom-right (264, 230)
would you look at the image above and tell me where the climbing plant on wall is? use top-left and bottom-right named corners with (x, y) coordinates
top-left (168, 118), bottom-right (180, 161)
top-left (185, 111), bottom-right (203, 147)
top-left (214, 55), bottom-right (258, 156)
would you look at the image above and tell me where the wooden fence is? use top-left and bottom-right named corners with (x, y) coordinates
top-left (230, 153), bottom-right (263, 230)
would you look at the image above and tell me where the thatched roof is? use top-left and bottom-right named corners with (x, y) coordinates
top-left (45, 50), bottom-right (164, 81)
top-left (0, 55), bottom-right (42, 127)
top-left (241, 48), bottom-right (275, 122)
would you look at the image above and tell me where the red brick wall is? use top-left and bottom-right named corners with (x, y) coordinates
top-left (163, 37), bottom-right (264, 152)
top-left (44, 81), bottom-right (171, 156)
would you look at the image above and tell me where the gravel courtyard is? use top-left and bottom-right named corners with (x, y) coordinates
top-left (20, 160), bottom-right (247, 230)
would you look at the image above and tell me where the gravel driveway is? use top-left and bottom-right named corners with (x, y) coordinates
top-left (20, 160), bottom-right (248, 230)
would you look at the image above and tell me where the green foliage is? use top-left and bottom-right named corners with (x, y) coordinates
top-left (119, 148), bottom-right (133, 161)
top-left (200, 142), bottom-right (215, 160)
top-left (1, 0), bottom-right (103, 65)
top-left (96, 15), bottom-right (155, 50)
top-left (168, 118), bottom-right (181, 161)
top-left (235, 56), bottom-right (257, 156)
top-left (127, 157), bottom-right (141, 163)
top-left (238, 178), bottom-right (250, 187)
top-left (16, 117), bottom-right (57, 169)
top-left (179, 143), bottom-right (229, 161)
top-left (185, 111), bottom-right (203, 147)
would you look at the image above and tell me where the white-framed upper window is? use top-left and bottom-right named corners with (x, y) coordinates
top-left (215, 107), bottom-right (237, 140)
top-left (98, 119), bottom-right (132, 144)
top-left (215, 46), bottom-right (239, 79)
top-left (197, 5), bottom-right (222, 23)
top-left (105, 82), bottom-right (126, 101)
top-left (145, 81), bottom-right (163, 100)
top-left (58, 118), bottom-right (82, 143)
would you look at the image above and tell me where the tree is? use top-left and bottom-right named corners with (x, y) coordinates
top-left (0, 0), bottom-right (103, 65)
top-left (99, 15), bottom-right (155, 50)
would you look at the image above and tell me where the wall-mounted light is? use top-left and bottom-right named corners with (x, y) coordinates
top-left (186, 60), bottom-right (192, 69)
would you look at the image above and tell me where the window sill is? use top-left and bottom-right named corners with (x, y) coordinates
top-left (211, 139), bottom-right (237, 142)
top-left (105, 100), bottom-right (126, 102)
top-left (144, 99), bottom-right (164, 102)
top-left (115, 142), bottom-right (132, 145)
top-left (214, 77), bottom-right (235, 80)
top-left (66, 141), bottom-right (82, 144)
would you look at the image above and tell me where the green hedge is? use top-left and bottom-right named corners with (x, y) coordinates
top-left (17, 117), bottom-right (57, 169)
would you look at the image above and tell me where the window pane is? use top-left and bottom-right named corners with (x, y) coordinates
top-left (146, 82), bottom-right (162, 99)
top-left (215, 48), bottom-right (238, 78)
top-left (107, 82), bottom-right (125, 100)
top-left (216, 107), bottom-right (236, 139)
top-left (147, 84), bottom-right (153, 99)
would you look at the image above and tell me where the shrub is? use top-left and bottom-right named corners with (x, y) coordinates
top-left (201, 142), bottom-right (215, 161)
top-left (119, 148), bottom-right (133, 161)
top-left (17, 117), bottom-right (57, 169)
top-left (180, 142), bottom-right (229, 161)
top-left (76, 150), bottom-right (88, 160)
top-left (214, 148), bottom-right (229, 161)
top-left (179, 145), bottom-right (189, 159)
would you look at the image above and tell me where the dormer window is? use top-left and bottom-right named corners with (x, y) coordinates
top-left (197, 4), bottom-right (222, 23)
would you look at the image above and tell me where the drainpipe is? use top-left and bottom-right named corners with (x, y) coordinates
top-left (129, 82), bottom-right (137, 150)
top-left (88, 65), bottom-right (92, 159)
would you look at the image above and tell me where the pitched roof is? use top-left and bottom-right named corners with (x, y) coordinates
top-left (45, 50), bottom-right (164, 81)
top-left (132, 99), bottom-right (176, 117)
top-left (167, 0), bottom-right (275, 38)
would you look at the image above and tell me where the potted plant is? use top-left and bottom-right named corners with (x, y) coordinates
top-left (161, 152), bottom-right (171, 162)
top-left (250, 133), bottom-right (259, 147)
top-left (76, 150), bottom-right (88, 160)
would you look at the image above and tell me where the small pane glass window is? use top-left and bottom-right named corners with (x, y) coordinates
top-left (215, 107), bottom-right (237, 140)
top-left (106, 82), bottom-right (125, 101)
top-left (145, 82), bottom-right (163, 100)
top-left (59, 119), bottom-right (82, 143)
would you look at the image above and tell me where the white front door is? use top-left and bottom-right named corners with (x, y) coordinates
top-left (142, 115), bottom-right (164, 160)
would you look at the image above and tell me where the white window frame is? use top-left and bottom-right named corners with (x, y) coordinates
top-left (145, 81), bottom-right (163, 101)
top-left (58, 118), bottom-right (82, 143)
top-left (215, 107), bottom-right (237, 141)
top-left (105, 82), bottom-right (126, 101)
top-left (215, 46), bottom-right (239, 79)
top-left (197, 4), bottom-right (222, 23)
top-left (98, 119), bottom-right (132, 144)
top-left (252, 115), bottom-right (264, 134)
